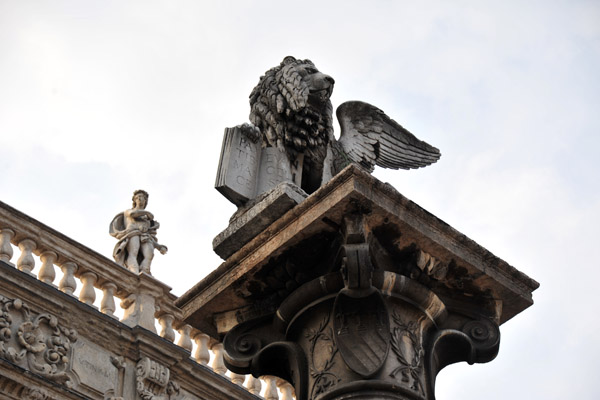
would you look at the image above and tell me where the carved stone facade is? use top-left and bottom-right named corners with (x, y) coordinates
top-left (1, 158), bottom-right (537, 400)
top-left (0, 295), bottom-right (78, 387)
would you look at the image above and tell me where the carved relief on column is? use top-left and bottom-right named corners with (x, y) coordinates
top-left (223, 269), bottom-right (500, 400)
top-left (0, 295), bottom-right (78, 387)
top-left (303, 310), bottom-right (339, 399)
top-left (135, 356), bottom-right (180, 400)
top-left (388, 308), bottom-right (427, 396)
top-left (219, 211), bottom-right (514, 400)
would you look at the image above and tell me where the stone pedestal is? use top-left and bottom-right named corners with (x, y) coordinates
top-left (178, 165), bottom-right (538, 400)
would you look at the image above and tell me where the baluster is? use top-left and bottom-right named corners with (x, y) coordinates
top-left (79, 271), bottom-right (97, 305)
top-left (38, 250), bottom-right (57, 284)
top-left (158, 314), bottom-right (176, 342)
top-left (245, 375), bottom-right (262, 396)
top-left (17, 239), bottom-right (36, 274)
top-left (277, 379), bottom-right (294, 400)
top-left (177, 324), bottom-right (193, 352)
top-left (193, 332), bottom-right (210, 365)
top-left (101, 282), bottom-right (117, 317)
top-left (59, 261), bottom-right (78, 295)
top-left (230, 371), bottom-right (246, 386)
top-left (264, 376), bottom-right (279, 400)
top-left (0, 228), bottom-right (15, 264)
top-left (210, 342), bottom-right (227, 375)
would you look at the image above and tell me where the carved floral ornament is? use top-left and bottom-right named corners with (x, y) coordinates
top-left (0, 295), bottom-right (78, 387)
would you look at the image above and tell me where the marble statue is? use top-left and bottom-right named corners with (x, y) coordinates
top-left (109, 190), bottom-right (167, 274)
top-left (216, 56), bottom-right (442, 206)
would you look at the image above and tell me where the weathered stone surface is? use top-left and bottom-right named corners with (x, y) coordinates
top-left (179, 165), bottom-right (538, 400)
top-left (180, 165), bottom-right (538, 336)
top-left (72, 338), bottom-right (119, 396)
top-left (0, 259), bottom-right (258, 400)
top-left (256, 147), bottom-right (299, 195)
top-left (213, 182), bottom-right (307, 259)
top-left (216, 126), bottom-right (305, 208)
top-left (216, 126), bottom-right (262, 206)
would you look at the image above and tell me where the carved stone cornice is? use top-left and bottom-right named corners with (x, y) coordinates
top-left (178, 165), bottom-right (538, 337)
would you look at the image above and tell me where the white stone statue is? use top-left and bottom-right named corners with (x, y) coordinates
top-left (109, 190), bottom-right (167, 274)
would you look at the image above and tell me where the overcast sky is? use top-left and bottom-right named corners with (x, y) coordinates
top-left (1, 1), bottom-right (599, 399)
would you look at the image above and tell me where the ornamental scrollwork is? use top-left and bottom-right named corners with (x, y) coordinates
top-left (135, 356), bottom-right (181, 400)
top-left (0, 295), bottom-right (78, 387)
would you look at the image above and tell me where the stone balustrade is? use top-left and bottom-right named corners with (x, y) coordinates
top-left (0, 201), bottom-right (291, 399)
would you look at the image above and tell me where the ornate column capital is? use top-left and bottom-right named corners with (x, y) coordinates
top-left (179, 167), bottom-right (538, 400)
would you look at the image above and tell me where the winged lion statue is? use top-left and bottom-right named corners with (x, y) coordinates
top-left (216, 56), bottom-right (441, 205)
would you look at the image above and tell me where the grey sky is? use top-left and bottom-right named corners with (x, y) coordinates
top-left (1, 1), bottom-right (599, 399)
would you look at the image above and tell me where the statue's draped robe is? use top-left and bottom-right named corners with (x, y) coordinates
top-left (109, 213), bottom-right (161, 267)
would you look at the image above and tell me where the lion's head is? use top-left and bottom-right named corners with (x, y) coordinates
top-left (249, 56), bottom-right (335, 154)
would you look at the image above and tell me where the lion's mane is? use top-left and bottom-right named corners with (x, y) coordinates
top-left (249, 56), bottom-right (334, 154)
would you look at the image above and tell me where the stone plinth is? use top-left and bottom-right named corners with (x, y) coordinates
top-left (177, 165), bottom-right (538, 400)
top-left (213, 182), bottom-right (307, 259)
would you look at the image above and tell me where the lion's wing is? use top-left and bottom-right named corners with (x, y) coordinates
top-left (337, 101), bottom-right (441, 172)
